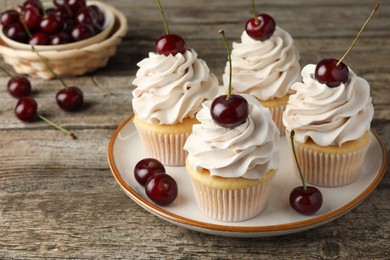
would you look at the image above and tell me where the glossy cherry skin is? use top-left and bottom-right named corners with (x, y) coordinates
top-left (51, 32), bottom-right (71, 45)
top-left (0, 9), bottom-right (20, 28)
top-left (315, 58), bottom-right (349, 88)
top-left (3, 23), bottom-right (28, 43)
top-left (145, 172), bottom-right (178, 206)
top-left (88, 5), bottom-right (104, 26)
top-left (134, 158), bottom-right (166, 186)
top-left (71, 23), bottom-right (94, 41)
top-left (76, 7), bottom-right (97, 27)
top-left (40, 14), bottom-right (63, 34)
top-left (29, 32), bottom-right (50, 45)
top-left (53, 5), bottom-right (72, 20)
top-left (56, 86), bottom-right (84, 111)
top-left (245, 13), bottom-right (276, 41)
top-left (290, 186), bottom-right (323, 215)
top-left (210, 95), bottom-right (249, 128)
top-left (7, 77), bottom-right (32, 98)
top-left (14, 97), bottom-right (37, 122)
top-left (22, 6), bottom-right (42, 30)
top-left (155, 34), bottom-right (186, 56)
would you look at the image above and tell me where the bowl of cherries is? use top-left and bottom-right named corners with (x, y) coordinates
top-left (0, 0), bottom-right (128, 79)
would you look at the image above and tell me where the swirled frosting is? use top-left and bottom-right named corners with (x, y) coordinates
top-left (184, 94), bottom-right (280, 180)
top-left (222, 27), bottom-right (300, 100)
top-left (132, 49), bottom-right (218, 125)
top-left (283, 64), bottom-right (374, 146)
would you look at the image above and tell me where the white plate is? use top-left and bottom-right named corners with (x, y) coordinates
top-left (108, 115), bottom-right (388, 237)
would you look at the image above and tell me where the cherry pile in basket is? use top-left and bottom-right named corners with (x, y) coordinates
top-left (0, 0), bottom-right (105, 45)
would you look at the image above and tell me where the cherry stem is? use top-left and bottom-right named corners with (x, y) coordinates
top-left (32, 46), bottom-right (68, 89)
top-left (290, 131), bottom-right (307, 191)
top-left (219, 29), bottom-right (232, 101)
top-left (37, 114), bottom-right (77, 139)
top-left (0, 65), bottom-right (14, 78)
top-left (337, 1), bottom-right (380, 67)
top-left (19, 13), bottom-right (33, 38)
top-left (251, 0), bottom-right (259, 24)
top-left (155, 0), bottom-right (170, 35)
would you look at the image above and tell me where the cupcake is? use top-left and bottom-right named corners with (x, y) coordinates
top-left (132, 49), bottom-right (218, 166)
top-left (283, 64), bottom-right (374, 187)
top-left (222, 26), bottom-right (300, 133)
top-left (184, 94), bottom-right (280, 222)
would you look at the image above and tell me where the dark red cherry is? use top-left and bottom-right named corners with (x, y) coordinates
top-left (210, 95), bottom-right (249, 128)
top-left (14, 97), bottom-right (37, 122)
top-left (29, 32), bottom-right (50, 45)
top-left (76, 6), bottom-right (98, 27)
top-left (67, 0), bottom-right (87, 14)
top-left (56, 86), bottom-right (84, 111)
top-left (63, 19), bottom-right (76, 34)
top-left (0, 9), bottom-right (20, 28)
top-left (145, 172), bottom-right (178, 206)
top-left (71, 23), bottom-right (94, 41)
top-left (7, 77), bottom-right (32, 98)
top-left (22, 6), bottom-right (42, 30)
top-left (53, 5), bottom-right (72, 20)
top-left (134, 158), bottom-right (166, 186)
top-left (155, 34), bottom-right (186, 56)
top-left (88, 5), bottom-right (104, 26)
top-left (50, 32), bottom-right (71, 45)
top-left (40, 14), bottom-right (63, 34)
top-left (289, 186), bottom-right (323, 215)
top-left (245, 13), bottom-right (276, 41)
top-left (315, 58), bottom-right (349, 88)
top-left (3, 23), bottom-right (28, 43)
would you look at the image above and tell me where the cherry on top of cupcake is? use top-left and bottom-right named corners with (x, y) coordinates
top-left (245, 0), bottom-right (276, 41)
top-left (210, 29), bottom-right (248, 129)
top-left (154, 0), bottom-right (186, 56)
top-left (314, 2), bottom-right (380, 88)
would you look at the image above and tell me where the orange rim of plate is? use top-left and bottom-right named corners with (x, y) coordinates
top-left (107, 114), bottom-right (388, 234)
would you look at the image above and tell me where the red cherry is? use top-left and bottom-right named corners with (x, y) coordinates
top-left (56, 86), bottom-right (84, 111)
top-left (315, 58), bottom-right (349, 88)
top-left (40, 14), bottom-right (63, 34)
top-left (88, 5), bottom-right (104, 26)
top-left (53, 5), bottom-right (72, 20)
top-left (155, 34), bottom-right (186, 56)
top-left (0, 9), bottom-right (20, 28)
top-left (145, 172), bottom-right (178, 206)
top-left (14, 97), bottom-right (37, 122)
top-left (50, 32), bottom-right (71, 45)
top-left (71, 23), bottom-right (94, 41)
top-left (289, 186), bottom-right (323, 215)
top-left (22, 6), bottom-right (42, 30)
top-left (210, 95), bottom-right (249, 128)
top-left (2, 23), bottom-right (29, 43)
top-left (134, 158), bottom-right (166, 186)
top-left (245, 13), bottom-right (276, 41)
top-left (29, 32), bottom-right (51, 45)
top-left (7, 77), bottom-right (32, 98)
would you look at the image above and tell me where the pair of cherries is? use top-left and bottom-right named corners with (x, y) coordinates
top-left (134, 158), bottom-right (178, 206)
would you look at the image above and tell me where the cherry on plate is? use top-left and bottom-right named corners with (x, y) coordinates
top-left (134, 158), bottom-right (166, 186)
top-left (289, 186), bottom-right (323, 215)
top-left (145, 172), bottom-right (178, 206)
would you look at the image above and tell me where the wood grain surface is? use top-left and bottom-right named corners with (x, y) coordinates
top-left (0, 0), bottom-right (389, 259)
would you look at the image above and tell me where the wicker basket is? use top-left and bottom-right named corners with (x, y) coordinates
top-left (0, 2), bottom-right (128, 79)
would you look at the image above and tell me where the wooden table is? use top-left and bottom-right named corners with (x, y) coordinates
top-left (1, 0), bottom-right (389, 258)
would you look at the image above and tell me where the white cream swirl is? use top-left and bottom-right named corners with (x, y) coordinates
top-left (184, 94), bottom-right (280, 180)
top-left (283, 64), bottom-right (374, 146)
top-left (222, 27), bottom-right (300, 100)
top-left (132, 49), bottom-right (218, 125)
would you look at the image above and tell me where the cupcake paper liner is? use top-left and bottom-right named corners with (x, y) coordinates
top-left (289, 137), bottom-right (370, 187)
top-left (135, 125), bottom-right (189, 166)
top-left (268, 103), bottom-right (286, 135)
top-left (190, 176), bottom-right (273, 222)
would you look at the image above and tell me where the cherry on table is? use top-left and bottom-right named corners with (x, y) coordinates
top-left (134, 158), bottom-right (166, 186)
top-left (289, 186), bottom-right (323, 215)
top-left (14, 97), bottom-right (37, 122)
top-left (245, 13), bottom-right (276, 41)
top-left (145, 172), bottom-right (178, 206)
top-left (210, 94), bottom-right (249, 128)
top-left (56, 86), bottom-right (84, 111)
top-left (155, 34), bottom-right (186, 56)
top-left (0, 9), bottom-right (20, 28)
top-left (7, 76), bottom-right (32, 98)
top-left (315, 58), bottom-right (349, 88)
